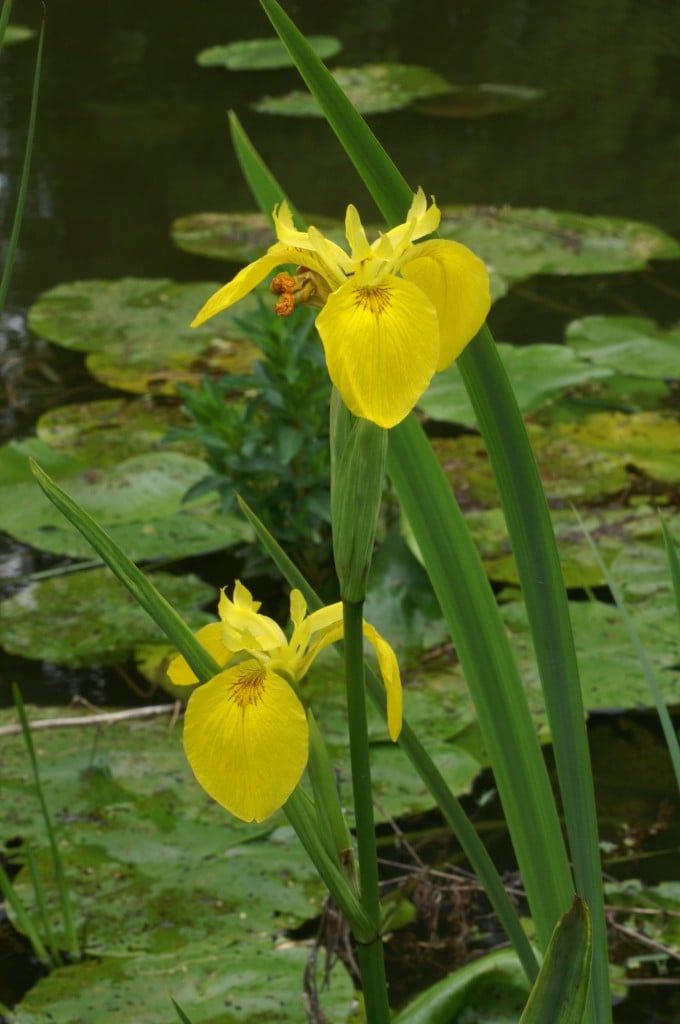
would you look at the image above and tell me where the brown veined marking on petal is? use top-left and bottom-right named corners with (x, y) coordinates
top-left (354, 285), bottom-right (392, 318)
top-left (229, 664), bottom-right (266, 710)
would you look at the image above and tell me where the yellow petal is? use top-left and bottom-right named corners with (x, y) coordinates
top-left (316, 273), bottom-right (440, 428)
top-left (400, 239), bottom-right (490, 369)
top-left (183, 662), bottom-right (309, 822)
top-left (218, 583), bottom-right (287, 653)
top-left (190, 246), bottom-right (293, 328)
top-left (362, 623), bottom-right (402, 741)
top-left (166, 622), bottom-right (231, 687)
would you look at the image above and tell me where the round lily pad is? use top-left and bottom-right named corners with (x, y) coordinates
top-left (253, 63), bottom-right (454, 116)
top-left (27, 278), bottom-right (261, 396)
top-left (0, 568), bottom-right (214, 666)
top-left (36, 397), bottom-right (203, 467)
top-left (0, 451), bottom-right (252, 560)
top-left (420, 342), bottom-right (611, 426)
top-left (565, 316), bottom-right (680, 380)
top-left (414, 82), bottom-right (543, 118)
top-left (197, 35), bottom-right (341, 70)
top-left (438, 206), bottom-right (680, 280)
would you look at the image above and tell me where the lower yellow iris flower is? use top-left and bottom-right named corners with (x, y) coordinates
top-left (191, 189), bottom-right (490, 429)
top-left (168, 581), bottom-right (402, 822)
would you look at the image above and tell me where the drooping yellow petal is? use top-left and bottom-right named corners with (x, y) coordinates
top-left (190, 246), bottom-right (294, 328)
top-left (183, 662), bottom-right (309, 822)
top-left (316, 273), bottom-right (440, 429)
top-left (166, 622), bottom-right (231, 687)
top-left (362, 622), bottom-right (402, 741)
top-left (399, 239), bottom-right (490, 369)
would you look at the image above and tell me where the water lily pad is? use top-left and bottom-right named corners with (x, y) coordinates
top-left (414, 82), bottom-right (543, 118)
top-left (0, 437), bottom-right (86, 484)
top-left (0, 451), bottom-right (252, 560)
top-left (467, 506), bottom-right (679, 590)
top-left (36, 397), bottom-right (203, 467)
top-left (8, 939), bottom-right (354, 1023)
top-left (420, 342), bottom-right (611, 425)
top-left (197, 35), bottom-right (341, 70)
top-left (254, 63), bottom-right (453, 116)
top-left (566, 316), bottom-right (680, 380)
top-left (438, 206), bottom-right (680, 280)
top-left (0, 569), bottom-right (214, 666)
top-left (27, 278), bottom-right (261, 396)
top-left (550, 410), bottom-right (680, 483)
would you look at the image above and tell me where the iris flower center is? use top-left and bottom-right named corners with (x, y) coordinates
top-left (230, 665), bottom-right (266, 710)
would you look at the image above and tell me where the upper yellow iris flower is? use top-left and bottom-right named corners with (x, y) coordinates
top-left (168, 581), bottom-right (402, 823)
top-left (191, 189), bottom-right (490, 428)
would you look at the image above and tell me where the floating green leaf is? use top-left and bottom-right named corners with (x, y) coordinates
top-left (414, 82), bottom-right (543, 118)
top-left (0, 437), bottom-right (85, 484)
top-left (4, 24), bottom-right (36, 44)
top-left (0, 452), bottom-right (251, 561)
top-left (566, 316), bottom-right (680, 380)
top-left (36, 398), bottom-right (203, 467)
top-left (27, 278), bottom-right (261, 396)
top-left (197, 35), bottom-right (341, 70)
top-left (0, 569), bottom-right (214, 667)
top-left (253, 63), bottom-right (453, 116)
top-left (420, 343), bottom-right (611, 426)
top-left (438, 206), bottom-right (680, 279)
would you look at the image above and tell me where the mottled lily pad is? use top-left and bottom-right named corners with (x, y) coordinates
top-left (0, 569), bottom-right (214, 666)
top-left (0, 452), bottom-right (252, 560)
top-left (438, 206), bottom-right (680, 279)
top-left (197, 35), bottom-right (341, 70)
top-left (27, 278), bottom-right (261, 396)
top-left (566, 316), bottom-right (680, 380)
top-left (466, 506), bottom-right (680, 590)
top-left (420, 342), bottom-right (611, 426)
top-left (0, 437), bottom-right (85, 484)
top-left (414, 82), bottom-right (543, 118)
top-left (36, 397), bottom-right (203, 467)
top-left (254, 63), bottom-right (454, 116)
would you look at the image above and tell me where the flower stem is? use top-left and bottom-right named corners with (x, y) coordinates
top-left (343, 598), bottom-right (390, 1023)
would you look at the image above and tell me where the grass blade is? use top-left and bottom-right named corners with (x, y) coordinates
top-left (0, 11), bottom-right (45, 312)
top-left (12, 684), bottom-right (79, 959)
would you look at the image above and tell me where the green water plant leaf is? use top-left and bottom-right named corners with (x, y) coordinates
top-left (197, 35), bottom-right (341, 70)
top-left (171, 209), bottom-right (337, 263)
top-left (0, 568), bottom-right (214, 666)
top-left (27, 278), bottom-right (261, 396)
top-left (253, 63), bottom-right (453, 116)
top-left (7, 940), bottom-right (354, 1023)
top-left (420, 343), bottom-right (611, 425)
top-left (0, 437), bottom-right (85, 484)
top-left (438, 206), bottom-right (680, 279)
top-left (414, 82), bottom-right (543, 118)
top-left (36, 397), bottom-right (203, 467)
top-left (0, 452), bottom-right (251, 560)
top-left (566, 316), bottom-right (680, 380)
top-left (4, 24), bottom-right (36, 44)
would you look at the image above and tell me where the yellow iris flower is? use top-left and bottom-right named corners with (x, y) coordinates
top-left (168, 581), bottom-right (402, 823)
top-left (191, 189), bottom-right (490, 428)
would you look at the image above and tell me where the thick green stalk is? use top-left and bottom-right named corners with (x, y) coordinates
top-left (343, 599), bottom-right (391, 1023)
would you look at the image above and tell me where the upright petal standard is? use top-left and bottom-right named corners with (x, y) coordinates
top-left (191, 190), bottom-right (490, 428)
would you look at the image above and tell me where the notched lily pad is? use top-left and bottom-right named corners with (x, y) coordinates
top-left (197, 35), bottom-right (341, 70)
top-left (414, 82), bottom-right (543, 118)
top-left (27, 278), bottom-right (261, 396)
top-left (0, 568), bottom-right (214, 666)
top-left (254, 63), bottom-right (453, 116)
top-left (438, 206), bottom-right (680, 280)
top-left (566, 316), bottom-right (680, 381)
